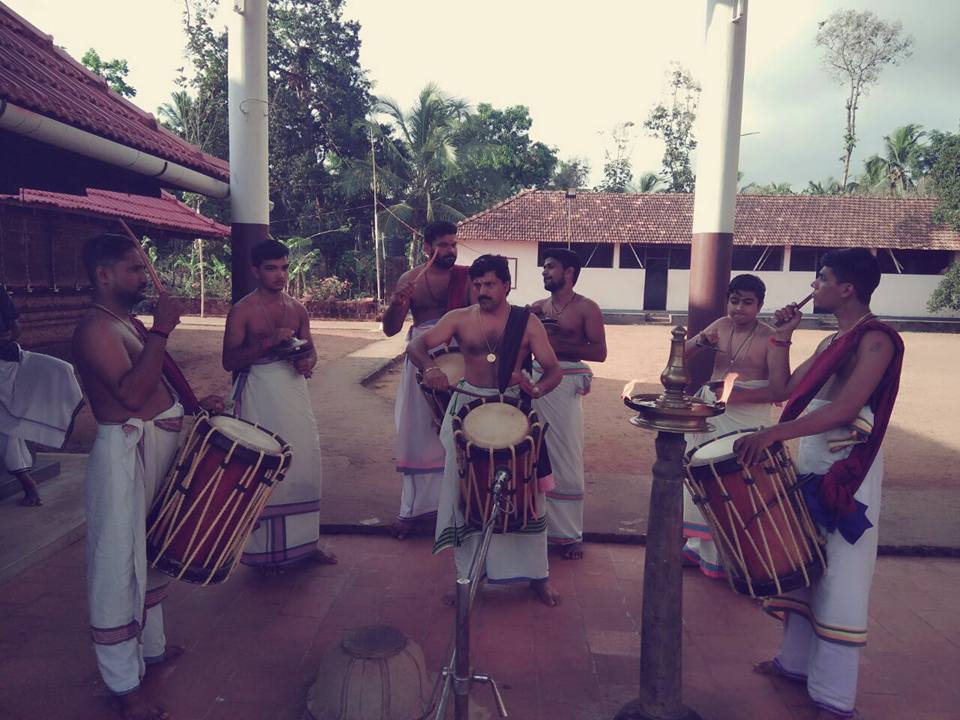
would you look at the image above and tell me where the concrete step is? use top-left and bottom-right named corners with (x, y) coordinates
top-left (0, 460), bottom-right (61, 501)
top-left (0, 453), bottom-right (87, 584)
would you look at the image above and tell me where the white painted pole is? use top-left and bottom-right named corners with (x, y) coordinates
top-left (228, 0), bottom-right (270, 302)
top-left (686, 0), bottom-right (749, 388)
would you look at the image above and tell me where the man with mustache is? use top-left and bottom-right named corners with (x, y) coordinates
top-left (528, 249), bottom-right (606, 560)
top-left (382, 221), bottom-right (471, 539)
top-left (72, 233), bottom-right (223, 720)
top-left (409, 254), bottom-right (564, 606)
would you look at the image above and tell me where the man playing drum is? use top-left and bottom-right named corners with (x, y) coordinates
top-left (222, 240), bottom-right (336, 569)
top-left (72, 234), bottom-right (224, 720)
top-left (382, 221), bottom-right (471, 539)
top-left (529, 249), bottom-right (606, 560)
top-left (735, 249), bottom-right (903, 719)
top-left (681, 274), bottom-right (788, 577)
top-left (408, 254), bottom-right (564, 606)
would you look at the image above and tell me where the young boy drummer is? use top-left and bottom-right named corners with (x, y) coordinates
top-left (681, 274), bottom-right (788, 577)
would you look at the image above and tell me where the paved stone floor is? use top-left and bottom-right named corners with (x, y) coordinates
top-left (0, 535), bottom-right (958, 720)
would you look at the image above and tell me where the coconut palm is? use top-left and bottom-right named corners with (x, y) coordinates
top-left (362, 84), bottom-right (470, 238)
top-left (881, 123), bottom-right (926, 193)
top-left (636, 172), bottom-right (663, 193)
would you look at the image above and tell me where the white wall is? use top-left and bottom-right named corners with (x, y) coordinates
top-left (457, 241), bottom-right (950, 318)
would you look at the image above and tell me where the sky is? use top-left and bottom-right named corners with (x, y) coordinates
top-left (7, 0), bottom-right (959, 190)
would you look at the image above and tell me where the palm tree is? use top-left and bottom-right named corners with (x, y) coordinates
top-left (881, 123), bottom-right (926, 193)
top-left (366, 84), bottom-right (470, 239)
top-left (636, 172), bottom-right (663, 193)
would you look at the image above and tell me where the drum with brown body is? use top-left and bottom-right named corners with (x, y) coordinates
top-left (417, 346), bottom-right (465, 431)
top-left (452, 396), bottom-right (548, 533)
top-left (684, 429), bottom-right (826, 598)
top-left (146, 413), bottom-right (291, 585)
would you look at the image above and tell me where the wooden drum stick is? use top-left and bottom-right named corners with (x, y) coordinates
top-left (118, 220), bottom-right (166, 293)
top-left (774, 291), bottom-right (815, 327)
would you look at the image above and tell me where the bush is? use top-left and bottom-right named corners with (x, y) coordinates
top-left (928, 260), bottom-right (960, 312)
top-left (307, 276), bottom-right (351, 301)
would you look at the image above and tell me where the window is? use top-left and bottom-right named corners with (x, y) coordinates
top-left (537, 242), bottom-right (614, 269)
top-left (878, 249), bottom-right (953, 275)
top-left (732, 246), bottom-right (783, 271)
top-left (620, 244), bottom-right (690, 270)
top-left (789, 247), bottom-right (845, 272)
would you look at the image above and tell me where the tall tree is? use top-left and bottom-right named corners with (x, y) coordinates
top-left (930, 130), bottom-right (960, 230)
top-left (179, 0), bottom-right (374, 289)
top-left (444, 103), bottom-right (558, 215)
top-left (595, 122), bottom-right (635, 193)
top-left (81, 48), bottom-right (137, 98)
top-left (815, 10), bottom-right (913, 188)
top-left (644, 64), bottom-right (701, 193)
top-left (367, 83), bottom-right (469, 238)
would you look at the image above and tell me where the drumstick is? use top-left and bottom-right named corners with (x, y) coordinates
top-left (119, 220), bottom-right (166, 293)
top-left (774, 292), bottom-right (814, 327)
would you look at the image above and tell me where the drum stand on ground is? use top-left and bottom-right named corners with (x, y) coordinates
top-left (433, 469), bottom-right (511, 720)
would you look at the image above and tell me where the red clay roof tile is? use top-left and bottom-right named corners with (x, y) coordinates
top-left (458, 190), bottom-right (960, 251)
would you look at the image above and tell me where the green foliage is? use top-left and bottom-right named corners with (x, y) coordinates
top-left (81, 48), bottom-right (137, 98)
top-left (311, 275), bottom-right (351, 301)
top-left (741, 182), bottom-right (794, 195)
top-left (444, 104), bottom-right (558, 215)
top-left (595, 122), bottom-right (635, 193)
top-left (927, 260), bottom-right (960, 313)
top-left (930, 132), bottom-right (960, 230)
top-left (644, 65), bottom-right (700, 193)
top-left (548, 158), bottom-right (591, 190)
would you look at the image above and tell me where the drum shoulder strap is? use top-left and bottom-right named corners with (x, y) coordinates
top-left (498, 305), bottom-right (532, 395)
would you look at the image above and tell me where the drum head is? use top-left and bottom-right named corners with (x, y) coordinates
top-left (433, 351), bottom-right (465, 383)
top-left (462, 403), bottom-right (529, 449)
top-left (210, 415), bottom-right (283, 454)
top-left (687, 429), bottom-right (754, 467)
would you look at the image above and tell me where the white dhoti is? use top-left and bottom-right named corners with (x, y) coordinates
top-left (1, 432), bottom-right (32, 473)
top-left (683, 381), bottom-right (773, 578)
top-left (434, 381), bottom-right (549, 584)
top-left (234, 361), bottom-right (323, 568)
top-left (0, 349), bottom-right (83, 454)
top-left (394, 321), bottom-right (445, 522)
top-left (532, 361), bottom-right (592, 548)
top-left (85, 402), bottom-right (183, 695)
top-left (766, 400), bottom-right (881, 717)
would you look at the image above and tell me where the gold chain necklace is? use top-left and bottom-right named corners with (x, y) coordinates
top-left (727, 321), bottom-right (759, 370)
top-left (476, 306), bottom-right (500, 364)
top-left (549, 292), bottom-right (578, 317)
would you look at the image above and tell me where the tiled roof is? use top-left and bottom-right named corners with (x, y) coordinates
top-left (458, 190), bottom-right (960, 251)
top-left (0, 187), bottom-right (230, 239)
top-left (0, 3), bottom-right (228, 182)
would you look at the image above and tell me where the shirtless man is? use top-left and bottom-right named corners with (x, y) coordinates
top-left (680, 274), bottom-right (788, 577)
top-left (73, 233), bottom-right (223, 720)
top-left (734, 249), bottom-right (901, 719)
top-left (223, 239), bottom-right (335, 569)
top-left (382, 221), bottom-right (471, 538)
top-left (408, 254), bottom-right (564, 606)
top-left (529, 249), bottom-right (606, 559)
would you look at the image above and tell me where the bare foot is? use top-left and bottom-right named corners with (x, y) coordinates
top-left (145, 645), bottom-right (185, 669)
top-left (15, 472), bottom-right (41, 506)
top-left (753, 660), bottom-right (805, 684)
top-left (530, 579), bottom-right (561, 607)
top-left (307, 547), bottom-right (338, 565)
top-left (113, 688), bottom-right (169, 720)
top-left (392, 518), bottom-right (416, 540)
top-left (562, 542), bottom-right (584, 560)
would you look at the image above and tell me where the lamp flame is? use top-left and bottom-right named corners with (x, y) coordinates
top-left (719, 372), bottom-right (739, 404)
top-left (622, 379), bottom-right (640, 400)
